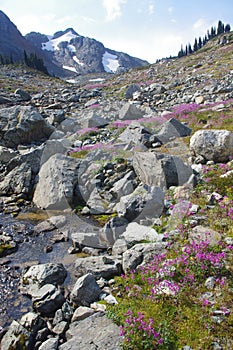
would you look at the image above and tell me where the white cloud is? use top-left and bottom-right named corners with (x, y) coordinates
top-left (168, 6), bottom-right (174, 13)
top-left (148, 1), bottom-right (155, 15)
top-left (193, 18), bottom-right (206, 30)
top-left (102, 0), bottom-right (127, 21)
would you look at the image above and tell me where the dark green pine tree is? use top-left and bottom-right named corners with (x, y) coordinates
top-left (225, 24), bottom-right (231, 32)
top-left (193, 38), bottom-right (198, 51)
top-left (211, 26), bottom-right (216, 37)
top-left (178, 45), bottom-right (185, 58)
top-left (198, 37), bottom-right (203, 49)
top-left (188, 43), bottom-right (193, 54)
top-left (217, 20), bottom-right (225, 35)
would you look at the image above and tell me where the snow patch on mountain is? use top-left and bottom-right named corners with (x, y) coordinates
top-left (42, 30), bottom-right (78, 51)
top-left (62, 65), bottom-right (78, 73)
top-left (73, 56), bottom-right (84, 66)
top-left (68, 44), bottom-right (76, 53)
top-left (102, 51), bottom-right (119, 73)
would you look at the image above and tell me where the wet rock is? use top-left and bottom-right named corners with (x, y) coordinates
top-left (22, 263), bottom-right (67, 288)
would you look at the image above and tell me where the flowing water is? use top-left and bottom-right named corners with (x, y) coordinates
top-left (0, 211), bottom-right (78, 330)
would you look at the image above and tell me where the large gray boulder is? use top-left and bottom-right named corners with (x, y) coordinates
top-left (118, 122), bottom-right (151, 147)
top-left (155, 118), bottom-right (192, 143)
top-left (118, 102), bottom-right (144, 120)
top-left (190, 129), bottom-right (233, 163)
top-left (0, 320), bottom-right (32, 350)
top-left (22, 263), bottom-right (67, 288)
top-left (70, 273), bottom-right (102, 307)
top-left (116, 184), bottom-right (164, 222)
top-left (119, 222), bottom-right (162, 247)
top-left (32, 284), bottom-right (65, 316)
top-left (122, 242), bottom-right (167, 273)
top-left (0, 145), bottom-right (44, 197)
top-left (33, 154), bottom-right (82, 210)
top-left (60, 312), bottom-right (121, 350)
top-left (0, 105), bottom-right (54, 148)
top-left (100, 216), bottom-right (128, 246)
top-left (133, 152), bottom-right (193, 190)
top-left (74, 255), bottom-right (122, 279)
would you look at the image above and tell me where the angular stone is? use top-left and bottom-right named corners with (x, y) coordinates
top-left (0, 105), bottom-right (54, 148)
top-left (155, 118), bottom-right (192, 143)
top-left (133, 152), bottom-right (193, 190)
top-left (74, 256), bottom-right (122, 279)
top-left (70, 273), bottom-right (102, 307)
top-left (116, 184), bottom-right (164, 222)
top-left (118, 102), bottom-right (144, 120)
top-left (71, 306), bottom-right (94, 322)
top-left (22, 263), bottom-right (67, 288)
top-left (123, 242), bottom-right (167, 273)
top-left (59, 312), bottom-right (121, 350)
top-left (38, 337), bottom-right (59, 350)
top-left (120, 222), bottom-right (161, 248)
top-left (32, 284), bottom-right (65, 316)
top-left (33, 154), bottom-right (82, 210)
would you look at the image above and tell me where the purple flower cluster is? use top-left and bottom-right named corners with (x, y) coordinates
top-left (121, 310), bottom-right (163, 347)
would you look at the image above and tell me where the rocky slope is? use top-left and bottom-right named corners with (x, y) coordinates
top-left (0, 31), bottom-right (232, 349)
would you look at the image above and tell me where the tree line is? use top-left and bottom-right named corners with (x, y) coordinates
top-left (178, 20), bottom-right (231, 58)
top-left (0, 50), bottom-right (49, 75)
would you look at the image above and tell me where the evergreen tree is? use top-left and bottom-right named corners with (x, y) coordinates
top-left (217, 20), bottom-right (224, 35)
top-left (211, 26), bottom-right (216, 37)
top-left (178, 45), bottom-right (185, 58)
top-left (198, 37), bottom-right (203, 49)
top-left (188, 43), bottom-right (192, 54)
top-left (193, 38), bottom-right (198, 51)
top-left (225, 24), bottom-right (231, 32)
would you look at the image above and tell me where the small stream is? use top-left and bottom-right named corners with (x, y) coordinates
top-left (0, 211), bottom-right (79, 330)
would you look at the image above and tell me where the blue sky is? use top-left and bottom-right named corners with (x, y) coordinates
top-left (1, 0), bottom-right (232, 63)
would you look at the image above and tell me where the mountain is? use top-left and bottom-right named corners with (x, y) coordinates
top-left (0, 10), bottom-right (148, 77)
top-left (25, 28), bottom-right (149, 75)
top-left (0, 10), bottom-right (67, 77)
top-left (0, 10), bottom-right (35, 62)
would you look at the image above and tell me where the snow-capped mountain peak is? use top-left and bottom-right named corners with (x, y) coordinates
top-left (42, 29), bottom-right (79, 52)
